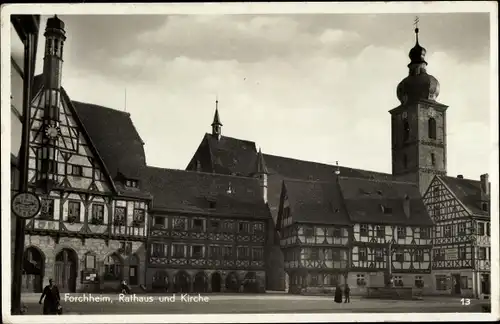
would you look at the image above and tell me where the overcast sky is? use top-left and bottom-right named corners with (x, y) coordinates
top-left (31, 11), bottom-right (492, 180)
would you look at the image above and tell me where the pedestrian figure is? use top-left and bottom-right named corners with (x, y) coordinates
top-left (334, 285), bottom-right (343, 303)
top-left (344, 284), bottom-right (351, 303)
top-left (39, 279), bottom-right (60, 315)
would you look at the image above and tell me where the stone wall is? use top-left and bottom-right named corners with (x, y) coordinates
top-left (24, 234), bottom-right (146, 292)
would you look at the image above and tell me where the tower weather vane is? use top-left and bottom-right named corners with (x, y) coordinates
top-left (414, 16), bottom-right (419, 29)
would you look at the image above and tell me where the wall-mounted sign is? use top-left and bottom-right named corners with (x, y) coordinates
top-left (445, 248), bottom-right (458, 260)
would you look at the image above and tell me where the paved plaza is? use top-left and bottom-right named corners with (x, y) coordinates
top-left (21, 293), bottom-right (486, 315)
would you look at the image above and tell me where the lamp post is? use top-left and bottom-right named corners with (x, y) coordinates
top-left (10, 15), bottom-right (40, 315)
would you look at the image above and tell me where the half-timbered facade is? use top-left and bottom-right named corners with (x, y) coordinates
top-left (17, 17), bottom-right (151, 293)
top-left (277, 180), bottom-right (351, 294)
top-left (143, 160), bottom-right (272, 293)
top-left (423, 174), bottom-right (491, 298)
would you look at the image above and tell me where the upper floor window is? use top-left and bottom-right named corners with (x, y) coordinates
top-left (40, 198), bottom-right (55, 220)
top-left (360, 224), bottom-right (369, 237)
top-left (430, 153), bottom-right (436, 166)
top-left (358, 247), bottom-right (367, 261)
top-left (403, 118), bottom-right (410, 142)
top-left (413, 249), bottom-right (424, 262)
top-left (191, 245), bottom-right (203, 258)
top-left (210, 220), bottom-right (220, 231)
top-left (91, 204), bottom-right (104, 225)
top-left (395, 248), bottom-right (404, 262)
top-left (433, 187), bottom-right (439, 198)
top-left (125, 179), bottom-right (138, 188)
top-left (477, 222), bottom-right (485, 236)
top-left (457, 222), bottom-right (466, 236)
top-left (458, 247), bottom-right (466, 260)
top-left (173, 217), bottom-right (187, 231)
top-left (113, 206), bottom-right (126, 226)
top-left (132, 207), bottom-right (145, 226)
top-left (151, 243), bottom-right (166, 257)
top-left (192, 218), bottom-right (204, 230)
top-left (397, 226), bottom-right (406, 239)
top-left (253, 222), bottom-right (264, 233)
top-left (237, 246), bottom-right (250, 260)
top-left (172, 244), bottom-right (185, 258)
top-left (304, 226), bottom-right (314, 237)
top-left (478, 247), bottom-right (487, 260)
top-left (153, 216), bottom-right (165, 228)
top-left (376, 225), bottom-right (385, 238)
top-left (428, 117), bottom-right (437, 139)
top-left (70, 164), bottom-right (83, 176)
top-left (94, 169), bottom-right (104, 181)
top-left (420, 227), bottom-right (430, 239)
top-left (374, 248), bottom-right (384, 262)
top-left (332, 227), bottom-right (342, 238)
top-left (68, 201), bottom-right (80, 223)
top-left (238, 222), bottom-right (250, 233)
top-left (252, 247), bottom-right (264, 260)
top-left (443, 225), bottom-right (452, 237)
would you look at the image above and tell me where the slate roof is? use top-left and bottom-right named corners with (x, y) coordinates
top-left (203, 133), bottom-right (258, 176)
top-left (142, 167), bottom-right (270, 219)
top-left (439, 176), bottom-right (490, 217)
top-left (263, 153), bottom-right (396, 222)
top-left (283, 179), bottom-right (351, 225)
top-left (338, 177), bottom-right (433, 226)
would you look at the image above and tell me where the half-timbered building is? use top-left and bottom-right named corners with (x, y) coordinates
top-left (16, 17), bottom-right (151, 293)
top-left (423, 174), bottom-right (491, 298)
top-left (142, 156), bottom-right (272, 293)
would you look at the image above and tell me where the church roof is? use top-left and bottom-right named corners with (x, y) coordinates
top-left (338, 177), bottom-right (433, 226)
top-left (283, 179), bottom-right (351, 225)
top-left (141, 167), bottom-right (270, 219)
top-left (439, 176), bottom-right (490, 218)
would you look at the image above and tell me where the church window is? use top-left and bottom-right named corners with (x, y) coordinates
top-left (403, 154), bottom-right (408, 169)
top-left (430, 153), bottom-right (436, 166)
top-left (113, 207), bottom-right (126, 226)
top-left (428, 117), bottom-right (437, 139)
top-left (67, 201), bottom-right (80, 222)
top-left (70, 164), bottom-right (83, 176)
top-left (91, 204), bottom-right (104, 225)
top-left (403, 118), bottom-right (410, 141)
top-left (103, 254), bottom-right (123, 281)
top-left (40, 198), bottom-right (54, 220)
top-left (358, 247), bottom-right (367, 261)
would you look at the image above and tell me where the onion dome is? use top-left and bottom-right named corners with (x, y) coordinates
top-left (396, 26), bottom-right (440, 104)
top-left (46, 15), bottom-right (65, 30)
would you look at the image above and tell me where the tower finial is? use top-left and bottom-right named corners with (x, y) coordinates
top-left (211, 97), bottom-right (222, 139)
top-left (334, 161), bottom-right (340, 175)
top-left (413, 16), bottom-right (420, 44)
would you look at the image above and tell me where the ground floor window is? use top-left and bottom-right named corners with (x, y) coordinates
top-left (310, 274), bottom-right (319, 286)
top-left (460, 276), bottom-right (468, 289)
top-left (435, 275), bottom-right (448, 290)
top-left (356, 274), bottom-right (366, 287)
top-left (394, 275), bottom-right (403, 287)
top-left (103, 254), bottom-right (122, 281)
top-left (414, 276), bottom-right (424, 288)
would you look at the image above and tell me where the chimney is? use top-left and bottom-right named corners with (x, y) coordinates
top-left (480, 174), bottom-right (489, 196)
top-left (457, 175), bottom-right (464, 179)
top-left (403, 194), bottom-right (410, 218)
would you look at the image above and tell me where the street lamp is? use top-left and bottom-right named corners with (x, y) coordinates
top-left (10, 15), bottom-right (41, 315)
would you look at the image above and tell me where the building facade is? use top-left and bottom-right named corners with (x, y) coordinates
top-left (423, 174), bottom-right (491, 298)
top-left (143, 166), bottom-right (271, 293)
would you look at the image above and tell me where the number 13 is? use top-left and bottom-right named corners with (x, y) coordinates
top-left (461, 298), bottom-right (471, 306)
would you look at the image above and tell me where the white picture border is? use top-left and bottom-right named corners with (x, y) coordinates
top-left (1, 1), bottom-right (498, 323)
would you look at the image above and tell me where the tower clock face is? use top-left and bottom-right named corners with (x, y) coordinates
top-left (428, 109), bottom-right (436, 117)
top-left (44, 124), bottom-right (60, 140)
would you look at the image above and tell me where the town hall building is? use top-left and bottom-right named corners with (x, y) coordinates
top-left (11, 16), bottom-right (490, 298)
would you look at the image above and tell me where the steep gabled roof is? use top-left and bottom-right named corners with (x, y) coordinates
top-left (338, 177), bottom-right (433, 226)
top-left (204, 133), bottom-right (258, 176)
top-left (283, 179), bottom-right (351, 225)
top-left (142, 167), bottom-right (270, 219)
top-left (439, 176), bottom-right (490, 217)
top-left (263, 153), bottom-right (396, 221)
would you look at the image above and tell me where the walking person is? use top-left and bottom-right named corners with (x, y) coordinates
top-left (39, 279), bottom-right (61, 315)
top-left (344, 284), bottom-right (351, 303)
top-left (334, 284), bottom-right (343, 304)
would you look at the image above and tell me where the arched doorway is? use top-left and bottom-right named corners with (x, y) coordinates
top-left (22, 247), bottom-right (45, 293)
top-left (128, 254), bottom-right (139, 285)
top-left (193, 272), bottom-right (208, 293)
top-left (243, 272), bottom-right (258, 293)
top-left (174, 271), bottom-right (190, 293)
top-left (211, 272), bottom-right (222, 293)
top-left (152, 271), bottom-right (169, 292)
top-left (54, 248), bottom-right (77, 293)
top-left (225, 271), bottom-right (239, 292)
top-left (103, 253), bottom-right (124, 282)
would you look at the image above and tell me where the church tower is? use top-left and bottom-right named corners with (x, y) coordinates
top-left (390, 22), bottom-right (448, 195)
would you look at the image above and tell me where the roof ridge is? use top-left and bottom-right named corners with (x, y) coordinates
top-left (72, 100), bottom-right (131, 116)
top-left (440, 175), bottom-right (481, 184)
top-left (338, 176), bottom-right (418, 186)
top-left (146, 165), bottom-right (258, 181)
top-left (284, 178), bottom-right (336, 185)
top-left (204, 132), bottom-right (257, 146)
